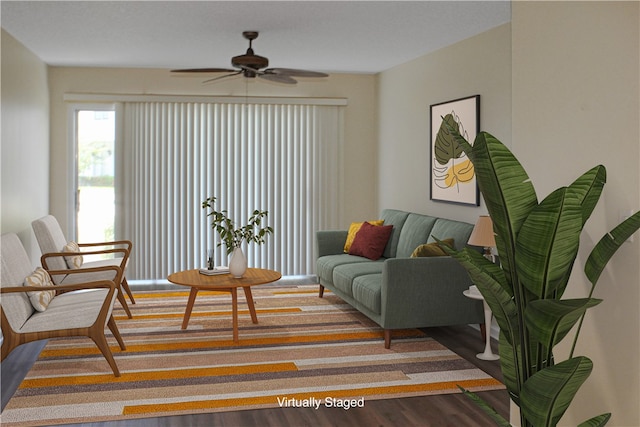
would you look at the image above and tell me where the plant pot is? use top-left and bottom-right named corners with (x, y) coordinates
top-left (229, 247), bottom-right (247, 278)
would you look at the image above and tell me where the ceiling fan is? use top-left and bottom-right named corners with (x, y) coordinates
top-left (172, 31), bottom-right (329, 85)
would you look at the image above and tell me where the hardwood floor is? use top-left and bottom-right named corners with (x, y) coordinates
top-left (1, 282), bottom-right (509, 426)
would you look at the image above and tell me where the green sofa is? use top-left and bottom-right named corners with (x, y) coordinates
top-left (316, 209), bottom-right (484, 348)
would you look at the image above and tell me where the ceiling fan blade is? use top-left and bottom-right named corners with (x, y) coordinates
top-left (202, 71), bottom-right (243, 84)
top-left (258, 73), bottom-right (297, 85)
top-left (266, 68), bottom-right (328, 78)
top-left (172, 68), bottom-right (237, 73)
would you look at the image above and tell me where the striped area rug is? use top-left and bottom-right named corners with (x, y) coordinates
top-left (1, 284), bottom-right (504, 426)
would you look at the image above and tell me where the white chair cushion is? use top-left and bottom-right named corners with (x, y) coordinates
top-left (18, 288), bottom-right (114, 333)
top-left (24, 267), bottom-right (56, 312)
top-left (63, 241), bottom-right (84, 269)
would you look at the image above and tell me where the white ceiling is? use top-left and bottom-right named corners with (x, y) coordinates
top-left (1, 1), bottom-right (511, 74)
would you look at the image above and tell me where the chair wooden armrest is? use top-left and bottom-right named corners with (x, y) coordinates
top-left (40, 248), bottom-right (129, 269)
top-left (78, 240), bottom-right (133, 253)
top-left (41, 248), bottom-right (129, 270)
top-left (2, 280), bottom-right (116, 295)
top-left (45, 264), bottom-right (122, 277)
top-left (44, 263), bottom-right (122, 280)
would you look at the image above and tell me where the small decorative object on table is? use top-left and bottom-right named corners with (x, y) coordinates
top-left (206, 249), bottom-right (215, 270)
top-left (199, 266), bottom-right (229, 276)
top-left (202, 196), bottom-right (274, 278)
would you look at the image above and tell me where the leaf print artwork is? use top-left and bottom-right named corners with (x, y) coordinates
top-left (429, 95), bottom-right (479, 205)
top-left (433, 112), bottom-right (475, 191)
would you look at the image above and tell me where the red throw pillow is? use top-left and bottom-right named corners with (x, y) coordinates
top-left (348, 221), bottom-right (393, 260)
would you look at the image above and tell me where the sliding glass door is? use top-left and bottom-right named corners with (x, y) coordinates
top-left (74, 107), bottom-right (116, 249)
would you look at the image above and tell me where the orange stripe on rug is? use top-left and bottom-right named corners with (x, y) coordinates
top-left (20, 362), bottom-right (298, 388)
top-left (122, 378), bottom-right (502, 415)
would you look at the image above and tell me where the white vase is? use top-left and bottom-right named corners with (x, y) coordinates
top-left (229, 247), bottom-right (247, 278)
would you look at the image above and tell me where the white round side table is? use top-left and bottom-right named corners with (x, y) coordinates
top-left (463, 288), bottom-right (500, 361)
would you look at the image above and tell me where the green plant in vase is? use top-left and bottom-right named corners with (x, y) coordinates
top-left (436, 114), bottom-right (640, 427)
top-left (202, 196), bottom-right (274, 277)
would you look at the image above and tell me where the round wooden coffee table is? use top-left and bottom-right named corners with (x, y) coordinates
top-left (167, 268), bottom-right (281, 342)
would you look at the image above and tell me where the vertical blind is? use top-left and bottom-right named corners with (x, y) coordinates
top-left (121, 100), bottom-right (344, 280)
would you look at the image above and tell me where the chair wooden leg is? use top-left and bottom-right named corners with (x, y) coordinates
top-left (480, 323), bottom-right (487, 342)
top-left (319, 285), bottom-right (325, 298)
top-left (107, 316), bottom-right (126, 351)
top-left (117, 289), bottom-right (133, 319)
top-left (90, 331), bottom-right (121, 377)
top-left (384, 329), bottom-right (392, 349)
top-left (121, 277), bottom-right (135, 304)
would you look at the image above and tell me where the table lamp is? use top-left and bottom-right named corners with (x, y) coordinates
top-left (468, 215), bottom-right (496, 261)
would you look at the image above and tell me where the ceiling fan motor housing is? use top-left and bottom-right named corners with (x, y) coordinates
top-left (232, 52), bottom-right (269, 72)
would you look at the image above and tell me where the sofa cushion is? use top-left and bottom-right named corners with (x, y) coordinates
top-left (428, 219), bottom-right (474, 251)
top-left (333, 262), bottom-right (385, 297)
top-left (352, 274), bottom-right (382, 315)
top-left (317, 254), bottom-right (371, 285)
top-left (411, 238), bottom-right (454, 257)
top-left (380, 209), bottom-right (411, 258)
top-left (396, 214), bottom-right (438, 258)
top-left (343, 220), bottom-right (384, 252)
top-left (348, 222), bottom-right (393, 260)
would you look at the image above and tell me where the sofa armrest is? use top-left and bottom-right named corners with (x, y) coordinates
top-left (316, 230), bottom-right (349, 258)
top-left (380, 257), bottom-right (482, 329)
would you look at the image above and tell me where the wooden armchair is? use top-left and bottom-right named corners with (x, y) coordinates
top-left (32, 215), bottom-right (135, 318)
top-left (1, 233), bottom-right (126, 377)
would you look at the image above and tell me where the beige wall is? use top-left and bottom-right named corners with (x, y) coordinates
top-left (511, 2), bottom-right (639, 425)
top-left (377, 23), bottom-right (512, 225)
top-left (0, 29), bottom-right (50, 263)
top-left (47, 68), bottom-right (378, 236)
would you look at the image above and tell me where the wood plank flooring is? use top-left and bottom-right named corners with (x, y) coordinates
top-left (1, 282), bottom-right (509, 427)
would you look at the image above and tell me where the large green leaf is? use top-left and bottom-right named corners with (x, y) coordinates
top-left (553, 166), bottom-right (607, 298)
top-left (515, 188), bottom-right (583, 299)
top-left (469, 133), bottom-right (539, 286)
top-left (585, 211), bottom-right (640, 286)
top-left (520, 357), bottom-right (593, 427)
top-left (525, 298), bottom-right (602, 354)
top-left (499, 330), bottom-right (522, 404)
top-left (457, 386), bottom-right (512, 427)
top-left (577, 413), bottom-right (611, 427)
top-left (568, 165), bottom-right (607, 227)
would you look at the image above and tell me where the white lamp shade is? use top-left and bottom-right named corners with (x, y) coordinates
top-left (468, 215), bottom-right (496, 247)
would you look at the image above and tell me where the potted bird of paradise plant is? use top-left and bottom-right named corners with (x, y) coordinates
top-left (436, 114), bottom-right (640, 427)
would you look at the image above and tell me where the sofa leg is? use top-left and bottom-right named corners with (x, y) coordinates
top-left (319, 285), bottom-right (325, 298)
top-left (480, 323), bottom-right (487, 342)
top-left (384, 329), bottom-right (391, 349)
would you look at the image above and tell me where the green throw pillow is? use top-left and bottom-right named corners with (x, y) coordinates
top-left (410, 238), bottom-right (454, 258)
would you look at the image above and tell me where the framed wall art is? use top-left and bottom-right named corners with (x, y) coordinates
top-left (430, 95), bottom-right (480, 206)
